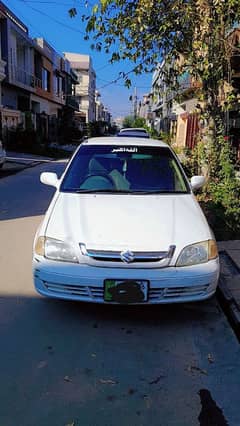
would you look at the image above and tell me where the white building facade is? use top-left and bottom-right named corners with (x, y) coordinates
top-left (64, 52), bottom-right (96, 124)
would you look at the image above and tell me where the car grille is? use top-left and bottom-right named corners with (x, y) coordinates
top-left (79, 244), bottom-right (176, 265)
top-left (44, 282), bottom-right (103, 299)
top-left (149, 284), bottom-right (209, 300)
top-left (43, 282), bottom-right (209, 301)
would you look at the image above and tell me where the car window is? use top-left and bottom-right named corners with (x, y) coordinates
top-left (60, 145), bottom-right (190, 193)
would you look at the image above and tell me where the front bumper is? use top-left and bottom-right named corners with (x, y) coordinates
top-left (33, 257), bottom-right (220, 304)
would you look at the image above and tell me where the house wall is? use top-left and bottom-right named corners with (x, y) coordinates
top-left (35, 54), bottom-right (53, 101)
top-left (0, 3), bottom-right (92, 145)
top-left (30, 93), bottom-right (50, 114)
top-left (1, 107), bottom-right (22, 129)
top-left (64, 52), bottom-right (96, 123)
top-left (7, 22), bottom-right (34, 92)
top-left (0, 20), bottom-right (6, 106)
top-left (175, 116), bottom-right (188, 147)
top-left (2, 85), bottom-right (17, 109)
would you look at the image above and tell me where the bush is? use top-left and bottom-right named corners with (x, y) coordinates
top-left (183, 139), bottom-right (240, 240)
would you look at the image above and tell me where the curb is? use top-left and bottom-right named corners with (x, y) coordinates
top-left (1, 160), bottom-right (46, 177)
top-left (217, 273), bottom-right (240, 332)
top-left (218, 275), bottom-right (234, 304)
top-left (6, 160), bottom-right (41, 167)
top-left (5, 160), bottom-right (42, 170)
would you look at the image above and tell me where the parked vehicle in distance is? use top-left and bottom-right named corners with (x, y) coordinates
top-left (0, 141), bottom-right (6, 168)
top-left (33, 136), bottom-right (219, 305)
top-left (118, 127), bottom-right (150, 138)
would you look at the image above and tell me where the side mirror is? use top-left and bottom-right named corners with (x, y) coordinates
top-left (190, 175), bottom-right (206, 191)
top-left (40, 172), bottom-right (59, 188)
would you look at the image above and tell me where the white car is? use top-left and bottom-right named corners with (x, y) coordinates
top-left (33, 137), bottom-right (219, 304)
top-left (0, 141), bottom-right (6, 168)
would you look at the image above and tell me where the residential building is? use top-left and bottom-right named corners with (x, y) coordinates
top-left (95, 90), bottom-right (105, 122)
top-left (32, 38), bottom-right (78, 143)
top-left (151, 59), bottom-right (201, 148)
top-left (151, 29), bottom-right (240, 158)
top-left (0, 5), bottom-right (6, 109)
top-left (0, 1), bottom-right (32, 133)
top-left (103, 107), bottom-right (111, 125)
top-left (138, 93), bottom-right (153, 127)
top-left (0, 2), bottom-right (110, 147)
top-left (114, 116), bottom-right (123, 130)
top-left (173, 72), bottom-right (200, 149)
top-left (95, 90), bottom-right (111, 124)
top-left (64, 52), bottom-right (96, 125)
top-left (0, 1), bottom-right (78, 145)
top-left (151, 61), bottom-right (176, 136)
top-left (60, 62), bottom-right (79, 143)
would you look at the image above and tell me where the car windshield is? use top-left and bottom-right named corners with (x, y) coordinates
top-left (60, 145), bottom-right (190, 194)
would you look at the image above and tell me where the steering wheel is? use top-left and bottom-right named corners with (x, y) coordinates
top-left (80, 173), bottom-right (116, 189)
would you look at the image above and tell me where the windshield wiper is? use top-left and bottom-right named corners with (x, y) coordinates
top-left (74, 189), bottom-right (132, 194)
top-left (146, 190), bottom-right (187, 194)
top-left (63, 188), bottom-right (187, 194)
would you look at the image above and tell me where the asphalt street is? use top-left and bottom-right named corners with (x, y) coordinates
top-left (0, 161), bottom-right (240, 426)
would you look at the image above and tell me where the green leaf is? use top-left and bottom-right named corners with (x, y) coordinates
top-left (68, 7), bottom-right (77, 18)
top-left (92, 4), bottom-right (99, 14)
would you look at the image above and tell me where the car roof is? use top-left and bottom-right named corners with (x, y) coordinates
top-left (120, 127), bottom-right (149, 133)
top-left (117, 132), bottom-right (150, 138)
top-left (81, 136), bottom-right (168, 148)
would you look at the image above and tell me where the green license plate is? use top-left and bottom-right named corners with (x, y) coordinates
top-left (104, 279), bottom-right (149, 303)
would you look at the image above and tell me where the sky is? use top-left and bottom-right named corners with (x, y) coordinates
top-left (7, 0), bottom-right (153, 119)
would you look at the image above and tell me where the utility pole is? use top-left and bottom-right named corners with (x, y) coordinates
top-left (133, 87), bottom-right (137, 119)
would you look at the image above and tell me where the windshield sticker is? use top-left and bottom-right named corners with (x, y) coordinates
top-left (111, 147), bottom-right (138, 153)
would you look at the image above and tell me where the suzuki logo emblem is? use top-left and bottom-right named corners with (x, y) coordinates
top-left (120, 250), bottom-right (135, 263)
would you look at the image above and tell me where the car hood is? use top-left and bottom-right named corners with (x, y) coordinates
top-left (45, 192), bottom-right (212, 255)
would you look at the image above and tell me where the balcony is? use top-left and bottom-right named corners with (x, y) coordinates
top-left (0, 59), bottom-right (6, 82)
top-left (8, 65), bottom-right (42, 91)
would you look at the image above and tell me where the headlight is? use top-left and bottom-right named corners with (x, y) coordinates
top-left (176, 239), bottom-right (218, 267)
top-left (34, 236), bottom-right (78, 263)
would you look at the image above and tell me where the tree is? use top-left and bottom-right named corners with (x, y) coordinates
top-left (70, 1), bottom-right (240, 167)
top-left (122, 115), bottom-right (135, 128)
top-left (122, 115), bottom-right (147, 128)
top-left (70, 0), bottom-right (240, 235)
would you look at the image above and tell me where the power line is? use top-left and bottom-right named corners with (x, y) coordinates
top-left (97, 75), bottom-right (150, 91)
top-left (15, 0), bottom-right (151, 92)
top-left (8, 0), bottom-right (148, 115)
top-left (8, 0), bottom-right (68, 56)
top-left (16, 1), bottom-right (86, 35)
top-left (97, 76), bottom-right (150, 89)
top-left (95, 63), bottom-right (113, 72)
top-left (97, 67), bottom-right (137, 90)
top-left (18, 1), bottom-right (79, 4)
top-left (17, 0), bottom-right (94, 7)
top-left (17, 0), bottom-right (120, 76)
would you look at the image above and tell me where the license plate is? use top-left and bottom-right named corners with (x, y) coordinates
top-left (104, 279), bottom-right (149, 303)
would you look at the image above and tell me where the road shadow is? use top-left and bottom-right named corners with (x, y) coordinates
top-left (0, 160), bottom-right (67, 221)
top-left (0, 153), bottom-right (237, 425)
top-left (0, 165), bottom-right (26, 178)
top-left (0, 293), bottom-right (237, 426)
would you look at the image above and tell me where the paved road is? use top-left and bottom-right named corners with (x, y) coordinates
top-left (0, 162), bottom-right (240, 426)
